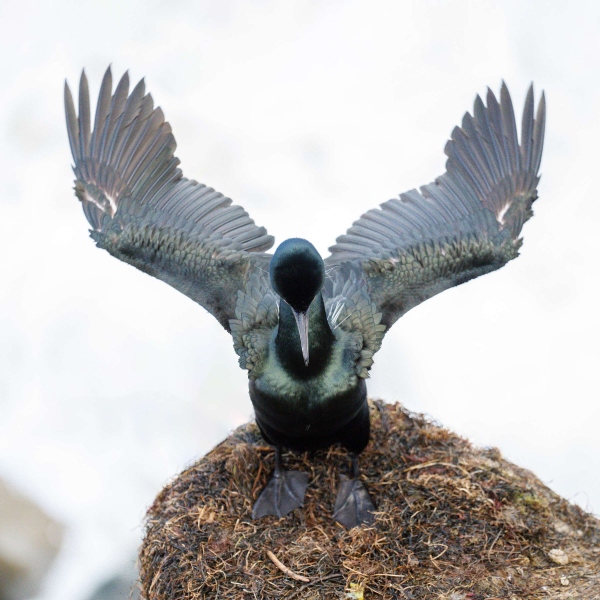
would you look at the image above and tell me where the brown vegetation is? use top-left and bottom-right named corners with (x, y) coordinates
top-left (139, 401), bottom-right (600, 599)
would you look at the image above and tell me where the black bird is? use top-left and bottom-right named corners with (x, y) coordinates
top-left (65, 68), bottom-right (545, 528)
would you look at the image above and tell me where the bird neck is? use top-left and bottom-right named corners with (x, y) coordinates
top-left (275, 294), bottom-right (335, 378)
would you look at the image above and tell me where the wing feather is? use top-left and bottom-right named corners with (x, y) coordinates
top-left (326, 84), bottom-right (545, 330)
top-left (77, 72), bottom-right (91, 161)
top-left (64, 81), bottom-right (79, 160)
top-left (66, 67), bottom-right (275, 330)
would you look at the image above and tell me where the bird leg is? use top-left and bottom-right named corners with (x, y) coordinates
top-left (252, 446), bottom-right (309, 519)
top-left (332, 453), bottom-right (376, 528)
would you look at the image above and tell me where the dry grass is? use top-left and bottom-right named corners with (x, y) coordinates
top-left (139, 401), bottom-right (600, 599)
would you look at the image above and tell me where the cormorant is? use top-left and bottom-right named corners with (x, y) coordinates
top-left (65, 68), bottom-right (545, 528)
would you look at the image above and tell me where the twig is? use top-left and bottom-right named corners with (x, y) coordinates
top-left (343, 563), bottom-right (406, 578)
top-left (267, 550), bottom-right (310, 583)
top-left (404, 461), bottom-right (471, 476)
top-left (487, 530), bottom-right (502, 561)
top-left (285, 573), bottom-right (344, 600)
top-left (429, 544), bottom-right (449, 561)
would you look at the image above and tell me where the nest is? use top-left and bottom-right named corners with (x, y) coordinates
top-left (139, 401), bottom-right (600, 599)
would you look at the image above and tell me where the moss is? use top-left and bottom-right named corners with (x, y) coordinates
top-left (513, 491), bottom-right (551, 513)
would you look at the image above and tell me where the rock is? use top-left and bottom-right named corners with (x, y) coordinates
top-left (139, 401), bottom-right (600, 599)
top-left (0, 479), bottom-right (63, 600)
top-left (553, 519), bottom-right (574, 535)
top-left (548, 548), bottom-right (569, 565)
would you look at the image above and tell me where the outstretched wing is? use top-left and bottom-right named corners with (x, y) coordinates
top-left (65, 67), bottom-right (274, 331)
top-left (326, 84), bottom-right (545, 330)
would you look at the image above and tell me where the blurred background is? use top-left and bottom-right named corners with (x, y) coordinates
top-left (1, 1), bottom-right (599, 598)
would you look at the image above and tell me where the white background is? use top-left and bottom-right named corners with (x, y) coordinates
top-left (1, 1), bottom-right (598, 598)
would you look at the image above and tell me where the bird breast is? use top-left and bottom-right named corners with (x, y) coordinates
top-left (252, 334), bottom-right (360, 412)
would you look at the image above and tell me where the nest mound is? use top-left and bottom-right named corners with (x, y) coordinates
top-left (139, 401), bottom-right (600, 599)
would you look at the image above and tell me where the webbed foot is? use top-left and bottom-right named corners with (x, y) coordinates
top-left (252, 469), bottom-right (309, 519)
top-left (332, 475), bottom-right (376, 528)
top-left (332, 454), bottom-right (375, 528)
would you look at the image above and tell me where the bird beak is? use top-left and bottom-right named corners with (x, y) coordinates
top-left (292, 310), bottom-right (310, 366)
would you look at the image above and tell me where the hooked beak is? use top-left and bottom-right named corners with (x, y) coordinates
top-left (292, 309), bottom-right (310, 366)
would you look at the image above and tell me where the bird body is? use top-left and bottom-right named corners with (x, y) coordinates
top-left (248, 302), bottom-right (369, 452)
top-left (65, 67), bottom-right (545, 527)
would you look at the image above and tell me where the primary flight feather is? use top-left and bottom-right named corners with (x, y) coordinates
top-left (65, 67), bottom-right (545, 527)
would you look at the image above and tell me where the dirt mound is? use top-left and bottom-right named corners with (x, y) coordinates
top-left (139, 401), bottom-right (600, 599)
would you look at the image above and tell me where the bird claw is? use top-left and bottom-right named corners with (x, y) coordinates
top-left (332, 475), bottom-right (376, 528)
top-left (252, 470), bottom-right (309, 519)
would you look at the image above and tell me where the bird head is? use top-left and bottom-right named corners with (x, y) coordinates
top-left (270, 238), bottom-right (325, 365)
